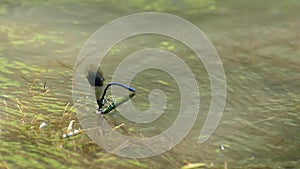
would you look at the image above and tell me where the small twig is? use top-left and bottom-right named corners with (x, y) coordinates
top-left (224, 160), bottom-right (228, 169)
top-left (42, 81), bottom-right (50, 94)
top-left (2, 160), bottom-right (10, 169)
top-left (3, 99), bottom-right (7, 110)
top-left (110, 139), bottom-right (129, 154)
top-left (27, 63), bottom-right (50, 96)
top-left (63, 102), bottom-right (70, 115)
top-left (21, 76), bottom-right (33, 83)
top-left (11, 97), bottom-right (50, 120)
top-left (55, 59), bottom-right (73, 70)
top-left (16, 98), bottom-right (23, 113)
top-left (251, 112), bottom-right (286, 124)
top-left (43, 81), bottom-right (47, 90)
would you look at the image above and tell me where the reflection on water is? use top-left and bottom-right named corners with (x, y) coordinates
top-left (0, 0), bottom-right (299, 168)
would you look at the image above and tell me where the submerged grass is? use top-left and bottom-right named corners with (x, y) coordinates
top-left (0, 58), bottom-right (151, 169)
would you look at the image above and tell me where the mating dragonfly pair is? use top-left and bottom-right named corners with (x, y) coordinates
top-left (87, 66), bottom-right (135, 114)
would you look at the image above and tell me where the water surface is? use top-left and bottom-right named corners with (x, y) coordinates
top-left (0, 0), bottom-right (299, 168)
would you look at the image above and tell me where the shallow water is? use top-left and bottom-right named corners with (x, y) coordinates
top-left (1, 0), bottom-right (300, 168)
